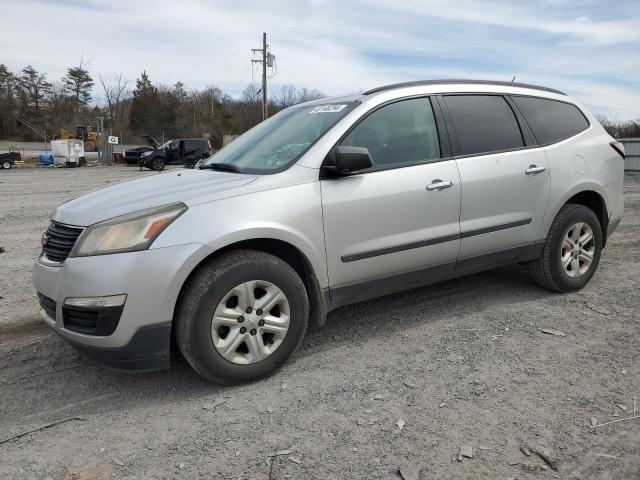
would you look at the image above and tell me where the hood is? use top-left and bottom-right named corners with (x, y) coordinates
top-left (143, 135), bottom-right (161, 149)
top-left (52, 169), bottom-right (257, 226)
top-left (125, 146), bottom-right (153, 154)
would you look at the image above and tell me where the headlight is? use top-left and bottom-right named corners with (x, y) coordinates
top-left (141, 151), bottom-right (152, 157)
top-left (70, 203), bottom-right (187, 257)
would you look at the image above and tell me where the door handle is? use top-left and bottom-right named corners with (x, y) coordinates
top-left (426, 179), bottom-right (453, 191)
top-left (525, 165), bottom-right (546, 175)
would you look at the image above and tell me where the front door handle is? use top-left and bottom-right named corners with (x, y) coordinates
top-left (426, 179), bottom-right (453, 191)
top-left (525, 165), bottom-right (546, 175)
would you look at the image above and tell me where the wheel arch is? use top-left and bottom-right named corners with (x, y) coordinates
top-left (547, 188), bottom-right (609, 247)
top-left (173, 238), bottom-right (328, 334)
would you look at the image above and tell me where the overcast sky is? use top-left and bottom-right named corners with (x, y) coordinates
top-left (2, 0), bottom-right (639, 119)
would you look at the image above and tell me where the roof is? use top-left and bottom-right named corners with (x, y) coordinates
top-left (363, 79), bottom-right (566, 96)
top-left (296, 93), bottom-right (363, 106)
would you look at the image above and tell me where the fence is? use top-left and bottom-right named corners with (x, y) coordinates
top-left (620, 138), bottom-right (640, 171)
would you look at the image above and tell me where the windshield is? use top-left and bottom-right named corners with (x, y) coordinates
top-left (202, 102), bottom-right (358, 174)
top-left (160, 140), bottom-right (178, 150)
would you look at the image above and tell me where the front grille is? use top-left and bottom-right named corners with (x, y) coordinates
top-left (42, 222), bottom-right (83, 263)
top-left (38, 293), bottom-right (57, 320)
top-left (63, 305), bottom-right (123, 336)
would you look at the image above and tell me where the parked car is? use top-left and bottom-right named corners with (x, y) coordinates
top-left (138, 138), bottom-right (212, 171)
top-left (33, 80), bottom-right (624, 384)
top-left (124, 136), bottom-right (159, 164)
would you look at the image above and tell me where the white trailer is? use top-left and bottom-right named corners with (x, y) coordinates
top-left (50, 139), bottom-right (85, 167)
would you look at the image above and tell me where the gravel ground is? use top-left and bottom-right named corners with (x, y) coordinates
top-left (1, 166), bottom-right (639, 480)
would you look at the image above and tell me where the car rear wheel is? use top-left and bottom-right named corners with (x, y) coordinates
top-left (530, 204), bottom-right (602, 292)
top-left (175, 250), bottom-right (309, 384)
top-left (2, 160), bottom-right (11, 169)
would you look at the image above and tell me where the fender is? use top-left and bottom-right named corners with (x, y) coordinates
top-left (204, 225), bottom-right (328, 288)
top-left (168, 231), bottom-right (328, 329)
top-left (540, 180), bottom-right (609, 240)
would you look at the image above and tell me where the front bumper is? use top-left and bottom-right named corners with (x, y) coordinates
top-left (57, 322), bottom-right (172, 372)
top-left (33, 242), bottom-right (210, 371)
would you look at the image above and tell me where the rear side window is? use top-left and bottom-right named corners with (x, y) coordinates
top-left (444, 95), bottom-right (524, 156)
top-left (341, 97), bottom-right (440, 168)
top-left (512, 96), bottom-right (589, 144)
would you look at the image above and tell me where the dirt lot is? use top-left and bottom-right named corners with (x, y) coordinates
top-left (1, 166), bottom-right (639, 480)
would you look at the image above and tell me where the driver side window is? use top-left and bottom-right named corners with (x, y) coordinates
top-left (342, 97), bottom-right (441, 168)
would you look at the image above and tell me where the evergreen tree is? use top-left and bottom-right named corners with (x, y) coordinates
top-left (129, 71), bottom-right (160, 135)
top-left (63, 61), bottom-right (94, 119)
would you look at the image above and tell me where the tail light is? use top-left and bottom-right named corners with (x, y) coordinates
top-left (610, 141), bottom-right (625, 159)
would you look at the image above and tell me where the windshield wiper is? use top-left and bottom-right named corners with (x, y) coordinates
top-left (199, 163), bottom-right (244, 174)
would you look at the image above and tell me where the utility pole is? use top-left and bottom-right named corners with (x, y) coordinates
top-left (251, 32), bottom-right (273, 121)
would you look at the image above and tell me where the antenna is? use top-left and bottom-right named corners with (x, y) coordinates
top-left (511, 76), bottom-right (517, 83)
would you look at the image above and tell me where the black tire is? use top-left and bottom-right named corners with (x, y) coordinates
top-left (152, 158), bottom-right (165, 171)
top-left (530, 204), bottom-right (602, 292)
top-left (175, 250), bottom-right (309, 384)
top-left (2, 160), bottom-right (11, 169)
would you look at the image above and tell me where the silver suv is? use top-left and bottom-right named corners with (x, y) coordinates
top-left (33, 80), bottom-right (625, 384)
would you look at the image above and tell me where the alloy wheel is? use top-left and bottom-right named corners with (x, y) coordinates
top-left (560, 222), bottom-right (595, 278)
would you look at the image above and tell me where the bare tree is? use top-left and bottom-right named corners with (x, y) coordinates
top-left (99, 73), bottom-right (130, 133)
top-left (297, 87), bottom-right (325, 103)
top-left (19, 65), bottom-right (52, 123)
top-left (277, 84), bottom-right (298, 108)
top-left (596, 114), bottom-right (640, 139)
top-left (241, 83), bottom-right (261, 104)
top-left (48, 82), bottom-right (75, 128)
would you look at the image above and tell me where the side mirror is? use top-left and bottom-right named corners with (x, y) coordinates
top-left (323, 146), bottom-right (373, 175)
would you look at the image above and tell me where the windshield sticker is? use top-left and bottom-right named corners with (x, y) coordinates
top-left (309, 104), bottom-right (348, 114)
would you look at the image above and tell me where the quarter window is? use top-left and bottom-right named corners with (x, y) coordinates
top-left (341, 98), bottom-right (440, 168)
top-left (444, 95), bottom-right (524, 156)
top-left (512, 96), bottom-right (589, 145)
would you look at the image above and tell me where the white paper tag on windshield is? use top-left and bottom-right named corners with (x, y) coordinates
top-left (309, 104), bottom-right (347, 114)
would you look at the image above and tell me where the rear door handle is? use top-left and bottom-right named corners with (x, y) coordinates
top-left (426, 179), bottom-right (453, 191)
top-left (525, 165), bottom-right (546, 175)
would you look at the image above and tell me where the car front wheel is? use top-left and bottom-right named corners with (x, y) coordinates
top-left (152, 158), bottom-right (165, 171)
top-left (175, 250), bottom-right (309, 384)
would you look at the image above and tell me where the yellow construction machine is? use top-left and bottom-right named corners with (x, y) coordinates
top-left (56, 125), bottom-right (100, 152)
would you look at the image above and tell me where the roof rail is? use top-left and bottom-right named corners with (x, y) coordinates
top-left (363, 79), bottom-right (566, 96)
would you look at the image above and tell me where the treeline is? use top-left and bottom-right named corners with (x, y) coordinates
top-left (595, 116), bottom-right (640, 139)
top-left (0, 62), bottom-right (325, 148)
top-left (3, 62), bottom-right (639, 146)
